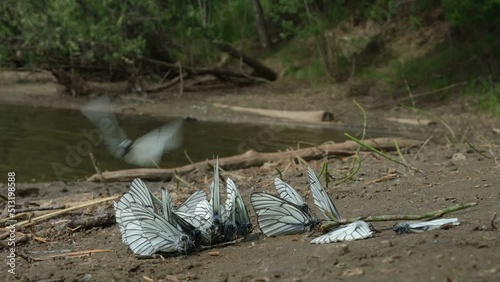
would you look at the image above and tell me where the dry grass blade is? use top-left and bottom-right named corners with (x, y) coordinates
top-left (31, 249), bottom-right (113, 261)
top-left (344, 133), bottom-right (423, 173)
top-left (6, 195), bottom-right (120, 230)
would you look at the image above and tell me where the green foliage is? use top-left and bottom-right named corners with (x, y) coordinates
top-left (0, 0), bottom-right (499, 110)
top-left (464, 77), bottom-right (500, 117)
top-left (0, 0), bottom-right (256, 77)
top-left (442, 0), bottom-right (500, 27)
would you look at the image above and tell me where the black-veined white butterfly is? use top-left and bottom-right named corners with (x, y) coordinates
top-left (310, 221), bottom-right (373, 244)
top-left (209, 159), bottom-right (223, 226)
top-left (115, 201), bottom-right (192, 256)
top-left (115, 178), bottom-right (204, 254)
top-left (222, 177), bottom-right (237, 240)
top-left (307, 166), bottom-right (342, 221)
top-left (114, 178), bottom-right (161, 244)
top-left (228, 178), bottom-right (253, 236)
top-left (176, 190), bottom-right (207, 214)
top-left (250, 192), bottom-right (320, 237)
top-left (81, 95), bottom-right (183, 167)
top-left (393, 218), bottom-right (460, 234)
top-left (274, 177), bottom-right (309, 212)
top-left (128, 178), bottom-right (162, 211)
top-left (160, 187), bottom-right (177, 227)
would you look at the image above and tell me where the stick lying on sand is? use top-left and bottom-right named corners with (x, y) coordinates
top-left (320, 202), bottom-right (478, 233)
top-left (87, 137), bottom-right (423, 182)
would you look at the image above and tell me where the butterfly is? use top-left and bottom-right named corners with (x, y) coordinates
top-left (176, 190), bottom-right (207, 214)
top-left (310, 221), bottom-right (373, 244)
top-left (228, 178), bottom-right (253, 236)
top-left (81, 95), bottom-right (183, 167)
top-left (114, 181), bottom-right (193, 256)
top-left (307, 166), bottom-right (342, 221)
top-left (207, 159), bottom-right (226, 243)
top-left (393, 218), bottom-right (460, 234)
top-left (117, 202), bottom-right (192, 255)
top-left (274, 177), bottom-right (309, 213)
top-left (114, 178), bottom-right (161, 242)
top-left (250, 192), bottom-right (320, 237)
top-left (307, 166), bottom-right (374, 243)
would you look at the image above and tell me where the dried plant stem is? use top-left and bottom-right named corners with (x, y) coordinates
top-left (321, 202), bottom-right (477, 232)
top-left (6, 195), bottom-right (120, 230)
top-left (344, 133), bottom-right (423, 173)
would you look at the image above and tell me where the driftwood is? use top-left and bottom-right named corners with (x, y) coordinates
top-left (87, 137), bottom-right (422, 182)
top-left (213, 103), bottom-right (334, 123)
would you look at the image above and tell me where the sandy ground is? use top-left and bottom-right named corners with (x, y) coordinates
top-left (1, 71), bottom-right (499, 281)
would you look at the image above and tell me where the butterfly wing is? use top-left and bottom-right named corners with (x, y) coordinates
top-left (224, 177), bottom-right (236, 224)
top-left (307, 166), bottom-right (342, 221)
top-left (124, 120), bottom-right (183, 167)
top-left (229, 178), bottom-right (253, 236)
top-left (176, 190), bottom-right (207, 213)
top-left (128, 178), bottom-right (162, 212)
top-left (117, 202), bottom-right (190, 255)
top-left (80, 95), bottom-right (130, 158)
top-left (160, 187), bottom-right (178, 227)
top-left (193, 199), bottom-right (221, 244)
top-left (274, 178), bottom-right (309, 212)
top-left (311, 221), bottom-right (373, 244)
top-left (393, 218), bottom-right (460, 234)
top-left (130, 203), bottom-right (191, 254)
top-left (115, 178), bottom-right (161, 231)
top-left (193, 199), bottom-right (213, 232)
top-left (250, 192), bottom-right (318, 237)
top-left (222, 177), bottom-right (238, 240)
top-left (172, 211), bottom-right (210, 244)
top-left (210, 158), bottom-right (221, 218)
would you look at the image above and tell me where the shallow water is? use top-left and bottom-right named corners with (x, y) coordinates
top-left (0, 104), bottom-right (381, 182)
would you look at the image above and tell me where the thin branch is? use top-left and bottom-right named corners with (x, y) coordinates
top-left (7, 196), bottom-right (120, 230)
top-left (320, 202), bottom-right (477, 232)
top-left (89, 152), bottom-right (110, 195)
top-left (414, 135), bottom-right (433, 160)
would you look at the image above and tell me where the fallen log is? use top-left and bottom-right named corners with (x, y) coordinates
top-left (87, 137), bottom-right (422, 182)
top-left (212, 41), bottom-right (277, 81)
top-left (213, 103), bottom-right (334, 123)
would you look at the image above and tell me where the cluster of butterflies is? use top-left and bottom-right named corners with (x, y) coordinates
top-left (114, 161), bottom-right (461, 256)
top-left (250, 166), bottom-right (373, 244)
top-left (114, 160), bottom-right (252, 256)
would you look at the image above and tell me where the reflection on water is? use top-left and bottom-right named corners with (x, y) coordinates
top-left (1, 103), bottom-right (371, 182)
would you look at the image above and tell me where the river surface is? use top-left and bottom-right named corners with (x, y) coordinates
top-left (0, 103), bottom-right (385, 182)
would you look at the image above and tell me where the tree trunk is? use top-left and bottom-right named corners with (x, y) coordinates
top-left (251, 0), bottom-right (271, 49)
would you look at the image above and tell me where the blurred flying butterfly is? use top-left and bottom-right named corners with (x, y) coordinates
top-left (274, 177), bottom-right (309, 213)
top-left (310, 221), bottom-right (373, 244)
top-left (393, 218), bottom-right (460, 234)
top-left (250, 192), bottom-right (321, 237)
top-left (81, 95), bottom-right (183, 167)
top-left (307, 166), bottom-right (342, 221)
